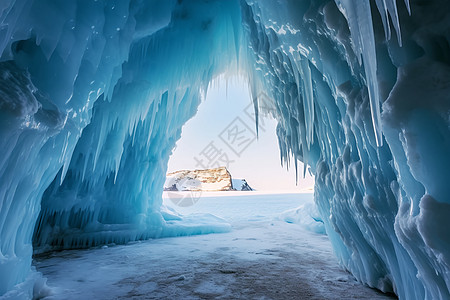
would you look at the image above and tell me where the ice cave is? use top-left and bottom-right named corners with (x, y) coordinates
top-left (0, 0), bottom-right (449, 299)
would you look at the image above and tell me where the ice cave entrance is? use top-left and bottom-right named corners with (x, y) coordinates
top-left (34, 78), bottom-right (335, 300)
top-left (163, 77), bottom-right (316, 222)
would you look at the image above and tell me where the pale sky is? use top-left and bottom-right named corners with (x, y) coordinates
top-left (167, 78), bottom-right (315, 191)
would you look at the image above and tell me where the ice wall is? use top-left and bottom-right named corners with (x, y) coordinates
top-left (0, 0), bottom-right (138, 296)
top-left (242, 0), bottom-right (450, 299)
top-left (0, 0), bottom-right (240, 297)
top-left (33, 0), bottom-right (241, 252)
top-left (0, 0), bottom-right (449, 299)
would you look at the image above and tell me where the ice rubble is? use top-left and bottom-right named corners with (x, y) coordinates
top-left (278, 202), bottom-right (326, 235)
top-left (0, 0), bottom-right (449, 299)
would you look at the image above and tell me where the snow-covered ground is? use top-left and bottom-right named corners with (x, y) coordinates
top-left (34, 193), bottom-right (395, 299)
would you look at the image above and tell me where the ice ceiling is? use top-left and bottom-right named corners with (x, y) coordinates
top-left (0, 0), bottom-right (449, 299)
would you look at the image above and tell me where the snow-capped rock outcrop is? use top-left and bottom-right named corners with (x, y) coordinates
top-left (165, 167), bottom-right (233, 191)
top-left (164, 167), bottom-right (253, 192)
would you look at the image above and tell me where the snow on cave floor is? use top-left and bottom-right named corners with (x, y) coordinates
top-left (34, 192), bottom-right (396, 300)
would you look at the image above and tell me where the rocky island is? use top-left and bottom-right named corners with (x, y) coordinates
top-left (164, 167), bottom-right (253, 192)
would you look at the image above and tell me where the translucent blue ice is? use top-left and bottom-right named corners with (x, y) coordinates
top-left (0, 1), bottom-right (449, 299)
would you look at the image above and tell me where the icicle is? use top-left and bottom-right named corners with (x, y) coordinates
top-left (249, 79), bottom-right (259, 137)
top-left (334, 0), bottom-right (383, 147)
top-left (376, 0), bottom-right (407, 46)
top-left (288, 50), bottom-right (314, 150)
top-left (385, 0), bottom-right (402, 46)
top-left (92, 119), bottom-right (106, 171)
top-left (253, 94), bottom-right (259, 138)
top-left (294, 159), bottom-right (298, 185)
top-left (404, 0), bottom-right (411, 15)
top-left (60, 132), bottom-right (72, 184)
top-left (335, 0), bottom-right (363, 64)
top-left (299, 58), bottom-right (314, 150)
top-left (375, 0), bottom-right (391, 41)
top-left (81, 151), bottom-right (90, 182)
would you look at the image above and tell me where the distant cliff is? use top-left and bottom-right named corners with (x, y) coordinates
top-left (164, 167), bottom-right (253, 192)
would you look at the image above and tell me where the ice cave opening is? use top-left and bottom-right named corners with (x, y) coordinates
top-left (1, 0), bottom-right (450, 299)
top-left (159, 75), bottom-right (321, 242)
top-left (165, 77), bottom-right (315, 193)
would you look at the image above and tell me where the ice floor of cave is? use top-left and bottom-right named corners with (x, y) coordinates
top-left (34, 192), bottom-right (396, 300)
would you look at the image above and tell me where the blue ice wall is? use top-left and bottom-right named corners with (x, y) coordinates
top-left (0, 0), bottom-right (240, 297)
top-left (33, 0), bottom-right (242, 252)
top-left (0, 0), bottom-right (139, 296)
top-left (242, 1), bottom-right (450, 299)
top-left (0, 0), bottom-right (449, 299)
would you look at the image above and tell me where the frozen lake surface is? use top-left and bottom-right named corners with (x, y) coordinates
top-left (34, 192), bottom-right (396, 299)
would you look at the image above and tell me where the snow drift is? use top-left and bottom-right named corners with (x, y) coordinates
top-left (0, 0), bottom-right (449, 299)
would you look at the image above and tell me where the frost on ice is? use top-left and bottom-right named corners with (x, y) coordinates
top-left (0, 0), bottom-right (449, 299)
